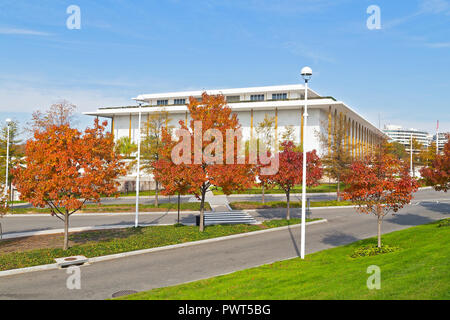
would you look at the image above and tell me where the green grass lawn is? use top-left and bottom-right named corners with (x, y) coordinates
top-left (121, 219), bottom-right (450, 300)
top-left (0, 218), bottom-right (317, 271)
top-left (230, 200), bottom-right (351, 210)
top-left (212, 183), bottom-right (346, 195)
top-left (8, 202), bottom-right (211, 214)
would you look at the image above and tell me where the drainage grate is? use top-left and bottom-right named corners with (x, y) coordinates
top-left (111, 290), bottom-right (138, 298)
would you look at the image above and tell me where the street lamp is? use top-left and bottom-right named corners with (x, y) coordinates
top-left (135, 102), bottom-right (143, 228)
top-left (410, 133), bottom-right (413, 177)
top-left (300, 66), bottom-right (312, 260)
top-left (4, 118), bottom-right (12, 207)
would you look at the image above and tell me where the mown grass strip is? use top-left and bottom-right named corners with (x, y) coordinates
top-left (8, 202), bottom-right (211, 214)
top-left (121, 219), bottom-right (450, 300)
top-left (0, 218), bottom-right (317, 271)
top-left (230, 200), bottom-right (351, 210)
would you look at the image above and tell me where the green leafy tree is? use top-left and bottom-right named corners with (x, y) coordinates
top-left (115, 136), bottom-right (137, 158)
top-left (255, 115), bottom-right (275, 203)
top-left (318, 114), bottom-right (352, 200)
top-left (141, 110), bottom-right (172, 207)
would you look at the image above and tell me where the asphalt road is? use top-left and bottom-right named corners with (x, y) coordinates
top-left (2, 189), bottom-right (448, 236)
top-left (0, 189), bottom-right (448, 300)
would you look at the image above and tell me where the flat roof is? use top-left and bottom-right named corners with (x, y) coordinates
top-left (132, 84), bottom-right (318, 101)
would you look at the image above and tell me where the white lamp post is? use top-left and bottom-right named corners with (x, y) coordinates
top-left (300, 66), bottom-right (312, 260)
top-left (410, 133), bottom-right (413, 177)
top-left (4, 118), bottom-right (12, 206)
top-left (135, 102), bottom-right (143, 228)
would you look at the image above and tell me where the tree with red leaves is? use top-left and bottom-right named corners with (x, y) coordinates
top-left (156, 93), bottom-right (256, 231)
top-left (420, 134), bottom-right (449, 192)
top-left (262, 141), bottom-right (323, 220)
top-left (13, 105), bottom-right (125, 250)
top-left (343, 151), bottom-right (418, 248)
top-left (153, 128), bottom-right (203, 224)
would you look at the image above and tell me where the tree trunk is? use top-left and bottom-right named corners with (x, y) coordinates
top-left (63, 212), bottom-right (69, 251)
top-left (199, 188), bottom-right (206, 232)
top-left (377, 215), bottom-right (382, 248)
top-left (336, 177), bottom-right (340, 201)
top-left (155, 181), bottom-right (159, 207)
top-left (262, 185), bottom-right (265, 204)
top-left (286, 191), bottom-right (290, 220)
top-left (177, 193), bottom-right (181, 224)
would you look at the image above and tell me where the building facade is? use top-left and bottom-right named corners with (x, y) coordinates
top-left (432, 132), bottom-right (449, 153)
top-left (85, 84), bottom-right (387, 188)
top-left (382, 124), bottom-right (430, 153)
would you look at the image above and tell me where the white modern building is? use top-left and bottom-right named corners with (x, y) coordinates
top-left (432, 132), bottom-right (449, 153)
top-left (383, 124), bottom-right (430, 152)
top-left (85, 84), bottom-right (387, 188)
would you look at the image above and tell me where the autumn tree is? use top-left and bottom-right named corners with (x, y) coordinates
top-left (153, 129), bottom-right (202, 223)
top-left (418, 141), bottom-right (437, 167)
top-left (13, 105), bottom-right (126, 250)
top-left (159, 93), bottom-right (256, 231)
top-left (383, 141), bottom-right (408, 161)
top-left (262, 140), bottom-right (323, 220)
top-left (141, 110), bottom-right (172, 207)
top-left (318, 113), bottom-right (352, 200)
top-left (29, 100), bottom-right (77, 131)
top-left (343, 150), bottom-right (418, 248)
top-left (420, 135), bottom-right (450, 192)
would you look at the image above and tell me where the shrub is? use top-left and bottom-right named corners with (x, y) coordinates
top-left (350, 244), bottom-right (400, 258)
top-left (437, 219), bottom-right (450, 228)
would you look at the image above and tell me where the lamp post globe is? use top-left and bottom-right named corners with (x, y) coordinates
top-left (301, 67), bottom-right (312, 82)
top-left (5, 118), bottom-right (12, 125)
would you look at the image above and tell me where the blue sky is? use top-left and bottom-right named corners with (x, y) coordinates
top-left (0, 0), bottom-right (449, 136)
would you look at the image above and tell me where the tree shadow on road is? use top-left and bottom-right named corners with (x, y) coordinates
top-left (386, 213), bottom-right (435, 226)
top-left (321, 231), bottom-right (359, 246)
top-left (418, 201), bottom-right (450, 215)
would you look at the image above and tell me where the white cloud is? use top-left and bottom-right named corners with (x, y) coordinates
top-left (0, 27), bottom-right (51, 36)
top-left (0, 82), bottom-right (132, 114)
top-left (425, 42), bottom-right (450, 48)
top-left (283, 41), bottom-right (335, 63)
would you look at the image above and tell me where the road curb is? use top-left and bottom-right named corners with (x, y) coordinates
top-left (3, 211), bottom-right (203, 217)
top-left (0, 223), bottom-right (175, 240)
top-left (89, 219), bottom-right (327, 264)
top-left (0, 219), bottom-right (327, 278)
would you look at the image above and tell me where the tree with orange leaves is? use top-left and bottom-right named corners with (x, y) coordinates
top-left (157, 93), bottom-right (256, 231)
top-left (153, 128), bottom-right (203, 224)
top-left (420, 134), bottom-right (449, 192)
top-left (343, 150), bottom-right (418, 248)
top-left (13, 104), bottom-right (126, 250)
top-left (262, 140), bottom-right (323, 220)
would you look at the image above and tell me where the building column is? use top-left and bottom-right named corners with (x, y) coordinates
top-left (111, 116), bottom-right (115, 138)
top-left (129, 114), bottom-right (132, 139)
top-left (301, 107), bottom-right (304, 147)
top-left (275, 108), bottom-right (278, 149)
top-left (352, 120), bottom-right (355, 159)
top-left (347, 117), bottom-right (351, 155)
top-left (328, 106), bottom-right (332, 154)
top-left (250, 109), bottom-right (254, 140)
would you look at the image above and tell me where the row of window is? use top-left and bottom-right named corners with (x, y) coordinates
top-left (157, 93), bottom-right (290, 106)
top-left (157, 98), bottom-right (186, 106)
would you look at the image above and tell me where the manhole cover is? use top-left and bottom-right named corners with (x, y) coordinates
top-left (64, 257), bottom-right (77, 261)
top-left (111, 290), bottom-right (138, 298)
